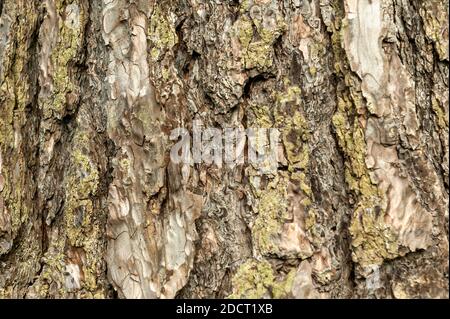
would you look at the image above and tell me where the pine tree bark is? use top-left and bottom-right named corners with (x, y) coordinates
top-left (0, 0), bottom-right (448, 298)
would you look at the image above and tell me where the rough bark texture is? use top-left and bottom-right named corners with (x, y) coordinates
top-left (0, 0), bottom-right (448, 299)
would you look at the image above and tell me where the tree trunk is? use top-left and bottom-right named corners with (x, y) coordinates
top-left (0, 0), bottom-right (448, 299)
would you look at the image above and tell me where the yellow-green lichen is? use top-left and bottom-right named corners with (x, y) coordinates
top-left (80, 227), bottom-right (104, 293)
top-left (235, 10), bottom-right (285, 72)
top-left (148, 5), bottom-right (177, 61)
top-left (42, 1), bottom-right (84, 119)
top-left (420, 0), bottom-right (449, 61)
top-left (244, 42), bottom-right (274, 70)
top-left (228, 259), bottom-right (296, 299)
top-left (275, 85), bottom-right (302, 106)
top-left (332, 96), bottom-right (378, 198)
top-left (304, 208), bottom-right (316, 231)
top-left (431, 96), bottom-right (448, 129)
top-left (283, 132), bottom-right (309, 171)
top-left (274, 86), bottom-right (310, 171)
top-left (252, 176), bottom-right (289, 256)
top-left (349, 205), bottom-right (399, 266)
top-left (119, 158), bottom-right (131, 171)
top-left (30, 238), bottom-right (67, 297)
top-left (65, 132), bottom-right (99, 247)
top-left (332, 94), bottom-right (397, 266)
top-left (237, 16), bottom-right (254, 47)
top-left (248, 104), bottom-right (273, 128)
top-left (0, 1), bottom-right (38, 250)
top-left (58, 131), bottom-right (105, 295)
top-left (239, 0), bottom-right (251, 14)
top-left (328, 12), bottom-right (402, 266)
top-left (291, 171), bottom-right (312, 197)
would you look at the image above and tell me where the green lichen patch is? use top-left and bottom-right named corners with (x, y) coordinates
top-left (275, 85), bottom-right (302, 106)
top-left (291, 171), bottom-right (312, 198)
top-left (244, 42), bottom-right (274, 70)
top-left (332, 93), bottom-right (396, 267)
top-left (65, 132), bottom-right (99, 247)
top-left (282, 126), bottom-right (309, 171)
top-left (0, 2), bottom-right (39, 251)
top-left (420, 0), bottom-right (449, 61)
top-left (332, 95), bottom-right (378, 198)
top-left (237, 15), bottom-right (254, 48)
top-left (248, 103), bottom-right (273, 128)
top-left (147, 5), bottom-right (177, 62)
top-left (234, 8), bottom-right (286, 72)
top-left (228, 259), bottom-right (296, 298)
top-left (32, 240), bottom-right (67, 297)
top-left (42, 1), bottom-right (84, 119)
top-left (252, 176), bottom-right (289, 256)
top-left (349, 205), bottom-right (399, 267)
top-left (327, 12), bottom-right (402, 267)
top-left (274, 85), bottom-right (311, 171)
top-left (249, 85), bottom-right (315, 254)
top-left (431, 96), bottom-right (448, 129)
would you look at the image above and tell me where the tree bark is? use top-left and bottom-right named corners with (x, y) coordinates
top-left (0, 0), bottom-right (448, 299)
